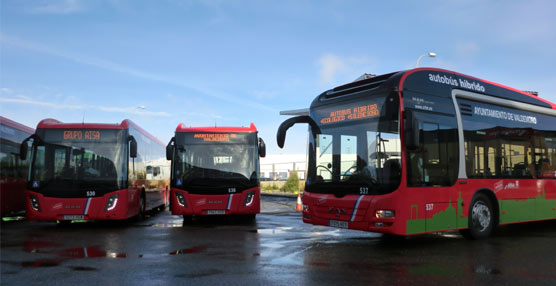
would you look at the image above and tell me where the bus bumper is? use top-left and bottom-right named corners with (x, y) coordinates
top-left (25, 190), bottom-right (132, 221)
top-left (170, 188), bottom-right (260, 216)
top-left (301, 192), bottom-right (400, 235)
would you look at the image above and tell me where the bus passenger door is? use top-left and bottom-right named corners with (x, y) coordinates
top-left (405, 110), bottom-right (459, 233)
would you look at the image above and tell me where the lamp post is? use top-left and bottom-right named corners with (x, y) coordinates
top-left (131, 105), bottom-right (145, 121)
top-left (416, 52), bottom-right (437, 68)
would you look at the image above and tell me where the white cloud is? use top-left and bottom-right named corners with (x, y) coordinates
top-left (317, 53), bottom-right (374, 86)
top-left (318, 54), bottom-right (346, 85)
top-left (0, 34), bottom-right (278, 113)
top-left (252, 90), bottom-right (277, 100)
top-left (0, 96), bottom-right (171, 117)
top-left (27, 0), bottom-right (86, 14)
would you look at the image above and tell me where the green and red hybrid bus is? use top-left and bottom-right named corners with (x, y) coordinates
top-left (20, 119), bottom-right (169, 222)
top-left (277, 68), bottom-right (556, 239)
top-left (166, 124), bottom-right (266, 220)
top-left (1, 116), bottom-right (34, 216)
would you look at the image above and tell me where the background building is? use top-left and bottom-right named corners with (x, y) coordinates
top-left (260, 154), bottom-right (306, 181)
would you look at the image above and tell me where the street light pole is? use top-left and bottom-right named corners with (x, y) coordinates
top-left (131, 105), bottom-right (145, 121)
top-left (416, 52), bottom-right (437, 68)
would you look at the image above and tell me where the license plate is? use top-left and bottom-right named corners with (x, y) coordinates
top-left (206, 210), bottom-right (226, 215)
top-left (62, 215), bottom-right (84, 220)
top-left (329, 220), bottom-right (348, 229)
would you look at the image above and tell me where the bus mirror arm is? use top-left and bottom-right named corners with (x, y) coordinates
top-left (276, 115), bottom-right (320, 149)
top-left (166, 137), bottom-right (175, 160)
top-left (128, 136), bottom-right (138, 158)
top-left (404, 110), bottom-right (420, 151)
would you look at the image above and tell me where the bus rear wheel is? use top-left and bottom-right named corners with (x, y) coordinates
top-left (136, 192), bottom-right (146, 221)
top-left (465, 193), bottom-right (495, 239)
top-left (182, 215), bottom-right (193, 224)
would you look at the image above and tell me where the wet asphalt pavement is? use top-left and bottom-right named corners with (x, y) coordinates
top-left (1, 195), bottom-right (555, 285)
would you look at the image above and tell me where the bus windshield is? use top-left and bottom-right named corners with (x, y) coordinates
top-left (28, 129), bottom-right (127, 198)
top-left (172, 132), bottom-right (258, 193)
top-left (307, 94), bottom-right (401, 195)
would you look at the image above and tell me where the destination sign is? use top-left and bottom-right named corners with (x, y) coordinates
top-left (63, 130), bottom-right (101, 140)
top-left (178, 132), bottom-right (256, 146)
top-left (318, 103), bottom-right (380, 125)
top-left (193, 133), bottom-right (238, 142)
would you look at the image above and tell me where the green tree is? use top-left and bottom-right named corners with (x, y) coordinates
top-left (280, 172), bottom-right (299, 193)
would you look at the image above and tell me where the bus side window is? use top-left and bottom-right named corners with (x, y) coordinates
top-left (407, 112), bottom-right (458, 187)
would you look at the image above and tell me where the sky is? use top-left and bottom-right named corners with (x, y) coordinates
top-left (1, 0), bottom-right (556, 155)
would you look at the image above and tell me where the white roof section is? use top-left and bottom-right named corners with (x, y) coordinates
top-left (279, 108), bottom-right (309, 116)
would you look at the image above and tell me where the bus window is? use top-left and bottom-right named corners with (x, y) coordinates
top-left (340, 135), bottom-right (357, 179)
top-left (316, 134), bottom-right (333, 181)
top-left (407, 112), bottom-right (458, 187)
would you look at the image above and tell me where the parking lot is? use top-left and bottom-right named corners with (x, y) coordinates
top-left (2, 195), bottom-right (556, 285)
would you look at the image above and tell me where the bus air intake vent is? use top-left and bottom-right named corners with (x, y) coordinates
top-left (460, 103), bottom-right (473, 117)
top-left (323, 72), bottom-right (397, 99)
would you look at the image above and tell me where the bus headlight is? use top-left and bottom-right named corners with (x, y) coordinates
top-left (376, 210), bottom-right (395, 218)
top-left (30, 195), bottom-right (41, 212)
top-left (105, 194), bottom-right (119, 211)
top-left (176, 192), bottom-right (187, 207)
top-left (244, 191), bottom-right (255, 206)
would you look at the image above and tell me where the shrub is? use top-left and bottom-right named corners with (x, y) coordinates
top-left (280, 172), bottom-right (299, 193)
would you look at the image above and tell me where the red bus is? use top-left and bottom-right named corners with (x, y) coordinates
top-left (20, 119), bottom-right (170, 223)
top-left (1, 116), bottom-right (34, 216)
top-left (277, 68), bottom-right (556, 239)
top-left (166, 123), bottom-right (266, 220)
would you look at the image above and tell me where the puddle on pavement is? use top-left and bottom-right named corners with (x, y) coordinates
top-left (169, 245), bottom-right (207, 255)
top-left (152, 223), bottom-right (183, 228)
top-left (472, 265), bottom-right (502, 275)
top-left (25, 243), bottom-right (126, 259)
top-left (175, 268), bottom-right (224, 279)
top-left (19, 241), bottom-right (127, 268)
top-left (69, 266), bottom-right (98, 271)
top-left (256, 227), bottom-right (294, 235)
top-left (21, 259), bottom-right (64, 268)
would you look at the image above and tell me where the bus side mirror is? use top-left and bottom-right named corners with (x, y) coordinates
top-left (19, 141), bottom-right (28, 160)
top-left (19, 134), bottom-right (36, 160)
top-left (129, 136), bottom-right (138, 158)
top-left (258, 138), bottom-right (266, 158)
top-left (404, 110), bottom-right (420, 151)
top-left (166, 137), bottom-right (174, 160)
top-left (277, 115), bottom-right (321, 149)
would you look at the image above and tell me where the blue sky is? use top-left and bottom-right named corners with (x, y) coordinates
top-left (1, 0), bottom-right (555, 154)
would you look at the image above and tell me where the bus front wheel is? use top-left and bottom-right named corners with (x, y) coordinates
top-left (464, 193), bottom-right (495, 239)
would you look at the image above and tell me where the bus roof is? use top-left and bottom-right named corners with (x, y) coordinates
top-left (0, 116), bottom-right (35, 134)
top-left (176, 123), bottom-right (258, 133)
top-left (314, 68), bottom-right (556, 110)
top-left (35, 118), bottom-right (165, 146)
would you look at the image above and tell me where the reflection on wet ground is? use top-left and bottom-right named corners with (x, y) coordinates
top-left (168, 245), bottom-right (207, 255)
top-left (1, 196), bottom-right (555, 285)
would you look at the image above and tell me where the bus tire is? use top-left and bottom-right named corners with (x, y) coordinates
top-left (183, 215), bottom-right (192, 224)
top-left (136, 191), bottom-right (146, 221)
top-left (58, 220), bottom-right (71, 226)
top-left (244, 214), bottom-right (256, 222)
top-left (466, 193), bottom-right (495, 239)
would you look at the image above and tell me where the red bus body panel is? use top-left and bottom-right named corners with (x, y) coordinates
top-left (0, 116), bottom-right (34, 216)
top-left (26, 189), bottom-right (140, 221)
top-left (303, 179), bottom-right (556, 236)
top-left (25, 118), bottom-right (168, 222)
top-left (170, 123), bottom-right (261, 217)
top-left (1, 180), bottom-right (28, 215)
top-left (300, 68), bottom-right (556, 235)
